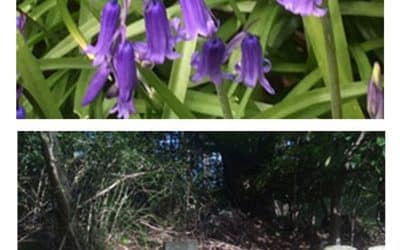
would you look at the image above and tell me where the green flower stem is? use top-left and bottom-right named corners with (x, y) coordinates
top-left (321, 15), bottom-right (343, 119)
top-left (216, 83), bottom-right (233, 119)
top-left (236, 88), bottom-right (253, 118)
top-left (228, 0), bottom-right (246, 25)
top-left (162, 37), bottom-right (198, 118)
top-left (303, 13), bottom-right (344, 119)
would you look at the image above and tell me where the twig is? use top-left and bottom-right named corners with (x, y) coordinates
top-left (18, 228), bottom-right (41, 243)
top-left (78, 172), bottom-right (146, 208)
top-left (58, 234), bottom-right (67, 250)
top-left (139, 217), bottom-right (176, 235)
top-left (110, 192), bottom-right (129, 233)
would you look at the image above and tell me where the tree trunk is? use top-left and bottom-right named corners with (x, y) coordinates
top-left (40, 132), bottom-right (82, 250)
top-left (329, 180), bottom-right (344, 245)
top-left (329, 139), bottom-right (346, 245)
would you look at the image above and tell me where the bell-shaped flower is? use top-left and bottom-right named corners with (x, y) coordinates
top-left (82, 63), bottom-right (111, 106)
top-left (17, 107), bottom-right (25, 119)
top-left (191, 37), bottom-right (233, 85)
top-left (234, 33), bottom-right (275, 95)
top-left (111, 41), bottom-right (137, 119)
top-left (85, 0), bottom-right (121, 66)
top-left (17, 85), bottom-right (25, 119)
top-left (276, 0), bottom-right (327, 17)
top-left (134, 0), bottom-right (181, 66)
top-left (17, 13), bottom-right (27, 33)
top-left (367, 63), bottom-right (384, 119)
top-left (179, 0), bottom-right (218, 39)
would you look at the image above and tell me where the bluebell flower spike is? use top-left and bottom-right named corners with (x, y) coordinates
top-left (111, 41), bottom-right (137, 119)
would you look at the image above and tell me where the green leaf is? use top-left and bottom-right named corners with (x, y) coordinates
top-left (57, 0), bottom-right (88, 50)
top-left (17, 32), bottom-right (62, 118)
top-left (253, 81), bottom-right (367, 119)
top-left (38, 57), bottom-right (92, 71)
top-left (162, 38), bottom-right (198, 118)
top-left (285, 69), bottom-right (322, 100)
top-left (138, 67), bottom-right (195, 119)
top-left (350, 45), bottom-right (372, 81)
top-left (73, 70), bottom-right (93, 118)
top-left (340, 1), bottom-right (384, 17)
top-left (303, 14), bottom-right (365, 118)
top-left (30, 0), bottom-right (57, 20)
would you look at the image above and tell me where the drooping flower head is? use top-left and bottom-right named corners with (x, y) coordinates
top-left (82, 63), bottom-right (111, 106)
top-left (82, 0), bottom-right (137, 119)
top-left (191, 37), bottom-right (233, 85)
top-left (276, 0), bottom-right (327, 17)
top-left (17, 12), bottom-right (27, 33)
top-left (111, 41), bottom-right (137, 119)
top-left (367, 63), bottom-right (384, 119)
top-left (17, 85), bottom-right (25, 119)
top-left (179, 0), bottom-right (218, 39)
top-left (233, 32), bottom-right (275, 94)
top-left (86, 0), bottom-right (121, 66)
top-left (17, 107), bottom-right (25, 119)
top-left (134, 0), bottom-right (181, 66)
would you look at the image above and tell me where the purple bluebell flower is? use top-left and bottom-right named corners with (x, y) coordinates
top-left (85, 0), bottom-right (121, 66)
top-left (16, 13), bottom-right (27, 33)
top-left (17, 85), bottom-right (25, 119)
top-left (234, 33), bottom-right (275, 94)
top-left (367, 63), bottom-right (384, 119)
top-left (111, 41), bottom-right (137, 119)
top-left (17, 106), bottom-right (25, 119)
top-left (276, 0), bottom-right (327, 17)
top-left (82, 63), bottom-right (111, 106)
top-left (179, 0), bottom-right (218, 39)
top-left (82, 0), bottom-right (138, 119)
top-left (134, 0), bottom-right (181, 65)
top-left (191, 37), bottom-right (233, 85)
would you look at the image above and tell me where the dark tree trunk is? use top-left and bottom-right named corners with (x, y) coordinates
top-left (40, 132), bottom-right (82, 250)
top-left (218, 147), bottom-right (275, 218)
top-left (328, 137), bottom-right (347, 245)
top-left (329, 177), bottom-right (344, 244)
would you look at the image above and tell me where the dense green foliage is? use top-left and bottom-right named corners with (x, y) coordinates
top-left (16, 0), bottom-right (383, 118)
top-left (18, 132), bottom-right (384, 249)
